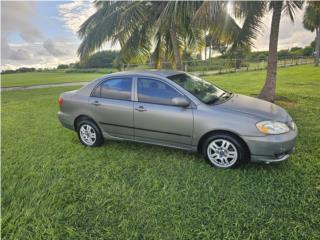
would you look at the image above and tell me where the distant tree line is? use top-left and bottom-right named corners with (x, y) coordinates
top-left (57, 50), bottom-right (120, 72)
top-left (0, 42), bottom-right (316, 75)
top-left (229, 44), bottom-right (315, 62)
top-left (1, 67), bottom-right (36, 74)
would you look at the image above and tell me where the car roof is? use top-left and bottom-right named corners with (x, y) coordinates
top-left (104, 69), bottom-right (184, 78)
top-left (78, 69), bottom-right (202, 105)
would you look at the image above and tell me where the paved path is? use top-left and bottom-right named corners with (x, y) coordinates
top-left (1, 82), bottom-right (89, 91)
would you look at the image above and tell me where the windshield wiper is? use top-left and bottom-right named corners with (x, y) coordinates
top-left (218, 92), bottom-right (227, 99)
top-left (205, 92), bottom-right (232, 105)
top-left (206, 92), bottom-right (231, 105)
top-left (219, 92), bottom-right (233, 99)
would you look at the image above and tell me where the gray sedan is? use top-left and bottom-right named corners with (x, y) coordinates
top-left (58, 70), bottom-right (297, 168)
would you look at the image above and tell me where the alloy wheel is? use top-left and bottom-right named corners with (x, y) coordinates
top-left (79, 124), bottom-right (97, 146)
top-left (207, 139), bottom-right (238, 168)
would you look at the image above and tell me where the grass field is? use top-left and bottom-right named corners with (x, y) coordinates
top-left (1, 71), bottom-right (104, 87)
top-left (2, 65), bottom-right (320, 239)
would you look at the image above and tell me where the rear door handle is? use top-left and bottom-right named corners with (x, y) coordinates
top-left (91, 100), bottom-right (101, 106)
top-left (135, 106), bottom-right (147, 112)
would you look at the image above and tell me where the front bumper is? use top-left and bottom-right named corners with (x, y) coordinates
top-left (242, 129), bottom-right (297, 163)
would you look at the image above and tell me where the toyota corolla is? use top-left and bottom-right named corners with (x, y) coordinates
top-left (58, 70), bottom-right (297, 169)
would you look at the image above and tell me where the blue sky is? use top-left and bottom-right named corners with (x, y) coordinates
top-left (35, 1), bottom-right (75, 39)
top-left (1, 1), bottom-right (316, 70)
top-left (1, 1), bottom-right (96, 69)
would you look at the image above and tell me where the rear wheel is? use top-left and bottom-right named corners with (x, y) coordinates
top-left (202, 133), bottom-right (247, 169)
top-left (77, 119), bottom-right (103, 147)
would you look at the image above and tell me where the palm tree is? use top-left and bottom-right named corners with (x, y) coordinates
top-left (258, 1), bottom-right (303, 102)
top-left (78, 1), bottom-right (204, 70)
top-left (78, 1), bottom-right (244, 70)
top-left (78, 1), bottom-right (285, 75)
top-left (303, 2), bottom-right (320, 66)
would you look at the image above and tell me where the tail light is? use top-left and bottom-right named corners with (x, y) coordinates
top-left (58, 97), bottom-right (64, 107)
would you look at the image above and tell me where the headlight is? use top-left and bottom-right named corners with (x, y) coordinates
top-left (256, 121), bottom-right (290, 134)
top-left (290, 121), bottom-right (296, 130)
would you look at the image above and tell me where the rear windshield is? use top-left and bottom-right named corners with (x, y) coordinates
top-left (167, 73), bottom-right (225, 104)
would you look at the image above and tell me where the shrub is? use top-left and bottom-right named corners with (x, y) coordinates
top-left (57, 64), bottom-right (69, 69)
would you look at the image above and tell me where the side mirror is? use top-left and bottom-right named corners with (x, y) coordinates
top-left (172, 97), bottom-right (190, 107)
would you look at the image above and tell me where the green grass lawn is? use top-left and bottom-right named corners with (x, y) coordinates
top-left (1, 71), bottom-right (104, 87)
top-left (2, 65), bottom-right (320, 239)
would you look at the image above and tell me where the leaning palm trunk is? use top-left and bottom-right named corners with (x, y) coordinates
top-left (169, 24), bottom-right (183, 70)
top-left (315, 28), bottom-right (320, 66)
top-left (259, 2), bottom-right (283, 102)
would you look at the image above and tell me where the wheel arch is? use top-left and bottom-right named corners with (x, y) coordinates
top-left (197, 130), bottom-right (251, 159)
top-left (74, 114), bottom-right (100, 131)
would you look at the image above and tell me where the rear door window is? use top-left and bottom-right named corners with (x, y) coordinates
top-left (93, 78), bottom-right (132, 100)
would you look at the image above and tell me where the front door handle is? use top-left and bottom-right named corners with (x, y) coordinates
top-left (135, 106), bottom-right (147, 112)
top-left (91, 100), bottom-right (101, 106)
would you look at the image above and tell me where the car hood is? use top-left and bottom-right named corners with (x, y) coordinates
top-left (216, 94), bottom-right (290, 122)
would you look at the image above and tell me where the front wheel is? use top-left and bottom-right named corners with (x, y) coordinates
top-left (202, 134), bottom-right (247, 169)
top-left (77, 119), bottom-right (104, 147)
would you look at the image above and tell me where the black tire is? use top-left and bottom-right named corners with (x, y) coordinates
top-left (202, 133), bottom-right (248, 169)
top-left (76, 119), bottom-right (104, 147)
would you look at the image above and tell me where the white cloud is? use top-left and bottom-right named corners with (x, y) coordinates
top-left (254, 8), bottom-right (315, 51)
top-left (57, 0), bottom-right (118, 52)
top-left (43, 38), bottom-right (68, 57)
top-left (1, 1), bottom-right (42, 43)
top-left (2, 40), bottom-right (79, 70)
top-left (58, 0), bottom-right (95, 34)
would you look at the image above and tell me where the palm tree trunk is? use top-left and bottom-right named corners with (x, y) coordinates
top-left (169, 24), bottom-right (183, 70)
top-left (259, 1), bottom-right (283, 102)
top-left (209, 39), bottom-right (212, 59)
top-left (315, 27), bottom-right (320, 67)
top-left (155, 60), bottom-right (161, 69)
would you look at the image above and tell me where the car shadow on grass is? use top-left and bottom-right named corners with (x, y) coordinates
top-left (71, 136), bottom-right (288, 171)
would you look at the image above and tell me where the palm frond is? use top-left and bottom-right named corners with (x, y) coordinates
top-left (77, 2), bottom-right (128, 60)
top-left (192, 1), bottom-right (224, 28)
top-left (208, 10), bottom-right (241, 46)
top-left (231, 1), bottom-right (267, 49)
top-left (152, 32), bottom-right (165, 68)
top-left (283, 1), bottom-right (304, 22)
top-left (118, 19), bottom-right (154, 63)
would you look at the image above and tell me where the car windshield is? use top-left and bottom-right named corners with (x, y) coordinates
top-left (167, 73), bottom-right (226, 104)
